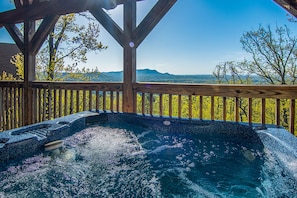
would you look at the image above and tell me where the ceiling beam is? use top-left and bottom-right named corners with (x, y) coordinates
top-left (274, 0), bottom-right (297, 17)
top-left (31, 15), bottom-right (59, 54)
top-left (5, 24), bottom-right (24, 53)
top-left (134, 0), bottom-right (177, 48)
top-left (89, 6), bottom-right (124, 47)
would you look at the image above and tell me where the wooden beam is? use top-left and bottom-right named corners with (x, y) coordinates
top-left (5, 24), bottom-right (24, 53)
top-left (122, 0), bottom-right (136, 113)
top-left (134, 0), bottom-right (177, 48)
top-left (0, 0), bottom-right (90, 25)
top-left (89, 7), bottom-right (124, 47)
top-left (0, 0), bottom-right (143, 26)
top-left (274, 0), bottom-right (297, 17)
top-left (23, 19), bottom-right (36, 125)
top-left (31, 15), bottom-right (59, 55)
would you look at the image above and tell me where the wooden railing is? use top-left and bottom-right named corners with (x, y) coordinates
top-left (1, 81), bottom-right (297, 135)
top-left (0, 81), bottom-right (24, 131)
top-left (32, 82), bottom-right (123, 123)
top-left (134, 83), bottom-right (297, 135)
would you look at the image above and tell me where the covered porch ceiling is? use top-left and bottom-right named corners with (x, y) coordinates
top-left (0, 0), bottom-right (296, 27)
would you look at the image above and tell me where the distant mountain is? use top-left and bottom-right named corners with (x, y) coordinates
top-left (62, 68), bottom-right (265, 84)
top-left (94, 69), bottom-right (217, 83)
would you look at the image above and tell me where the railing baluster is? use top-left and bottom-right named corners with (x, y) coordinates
top-left (211, 96), bottom-right (214, 121)
top-left (275, 98), bottom-right (280, 126)
top-left (169, 94), bottom-right (172, 117)
top-left (178, 95), bottom-right (182, 118)
top-left (0, 87), bottom-right (3, 130)
top-left (70, 90), bottom-right (74, 114)
top-left (223, 97), bottom-right (227, 121)
top-left (159, 94), bottom-right (163, 117)
top-left (199, 96), bottom-right (203, 120)
top-left (43, 89), bottom-right (47, 121)
top-left (59, 89), bottom-right (62, 117)
top-left (13, 87), bottom-right (17, 128)
top-left (19, 87), bottom-right (23, 126)
top-left (290, 99), bottom-right (295, 134)
top-left (76, 90), bottom-right (80, 113)
top-left (116, 91), bottom-right (120, 112)
top-left (48, 88), bottom-right (52, 119)
top-left (83, 90), bottom-right (86, 111)
top-left (141, 93), bottom-right (145, 114)
top-left (102, 91), bottom-right (106, 111)
top-left (96, 90), bottom-right (100, 111)
top-left (64, 89), bottom-right (68, 116)
top-left (3, 88), bottom-right (7, 130)
top-left (248, 98), bottom-right (252, 124)
top-left (89, 90), bottom-right (93, 110)
top-left (189, 95), bottom-right (192, 119)
top-left (261, 98), bottom-right (266, 126)
top-left (110, 91), bottom-right (114, 112)
top-left (53, 89), bottom-right (57, 118)
top-left (235, 97), bottom-right (239, 122)
top-left (149, 93), bottom-right (153, 116)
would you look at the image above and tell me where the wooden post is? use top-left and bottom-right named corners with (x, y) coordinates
top-left (90, 0), bottom-right (176, 113)
top-left (23, 20), bottom-right (36, 125)
top-left (123, 0), bottom-right (136, 113)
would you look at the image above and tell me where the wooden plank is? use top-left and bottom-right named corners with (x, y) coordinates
top-left (103, 91), bottom-right (106, 111)
top-left (5, 24), bottom-right (24, 53)
top-left (134, 83), bottom-right (297, 99)
top-left (76, 90), bottom-right (80, 112)
top-left (64, 90), bottom-right (68, 116)
top-left (89, 7), bottom-right (124, 47)
top-left (275, 99), bottom-right (280, 126)
top-left (83, 90), bottom-right (86, 111)
top-left (261, 98), bottom-right (266, 126)
top-left (89, 90), bottom-right (92, 110)
top-left (149, 93), bottom-right (153, 116)
top-left (48, 89), bottom-right (52, 119)
top-left (59, 89), bottom-right (62, 117)
top-left (31, 15), bottom-right (59, 54)
top-left (211, 96), bottom-right (214, 121)
top-left (123, 0), bottom-right (136, 113)
top-left (70, 90), bottom-right (74, 114)
top-left (248, 98), bottom-right (252, 124)
top-left (96, 90), bottom-right (99, 111)
top-left (0, 0), bottom-right (90, 25)
top-left (142, 93), bottom-right (145, 114)
top-left (223, 97), bottom-right (227, 121)
top-left (134, 0), bottom-right (177, 47)
top-left (290, 99), bottom-right (295, 135)
top-left (43, 89), bottom-right (46, 121)
top-left (53, 89), bottom-right (57, 118)
top-left (199, 96), bottom-right (203, 120)
top-left (169, 94), bottom-right (172, 117)
top-left (110, 91), bottom-right (114, 112)
top-left (235, 97), bottom-right (239, 122)
top-left (189, 95), bottom-right (192, 119)
top-left (273, 0), bottom-right (297, 17)
top-left (159, 94), bottom-right (163, 117)
top-left (0, 87), bottom-right (2, 130)
top-left (116, 91), bottom-right (120, 112)
top-left (178, 95), bottom-right (182, 118)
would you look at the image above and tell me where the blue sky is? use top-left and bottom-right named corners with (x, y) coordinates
top-left (1, 0), bottom-right (297, 74)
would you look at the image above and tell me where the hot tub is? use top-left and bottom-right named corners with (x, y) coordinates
top-left (0, 111), bottom-right (296, 197)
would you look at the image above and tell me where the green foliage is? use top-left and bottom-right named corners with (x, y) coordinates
top-left (36, 13), bottom-right (107, 81)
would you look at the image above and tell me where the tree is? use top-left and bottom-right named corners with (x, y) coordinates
top-left (36, 13), bottom-right (107, 81)
top-left (213, 24), bottom-right (297, 129)
top-left (240, 24), bottom-right (297, 85)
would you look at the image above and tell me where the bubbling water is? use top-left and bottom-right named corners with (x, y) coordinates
top-left (0, 123), bottom-right (296, 197)
top-left (0, 127), bottom-right (161, 197)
